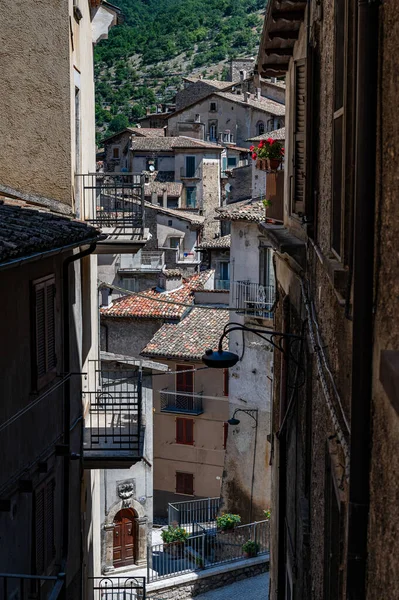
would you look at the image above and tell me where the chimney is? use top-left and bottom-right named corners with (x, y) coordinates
top-left (162, 189), bottom-right (168, 208)
top-left (256, 88), bottom-right (261, 100)
top-left (158, 269), bottom-right (183, 291)
top-left (151, 191), bottom-right (157, 205)
top-left (243, 90), bottom-right (249, 102)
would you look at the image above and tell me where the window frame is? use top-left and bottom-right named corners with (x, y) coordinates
top-left (175, 472), bottom-right (194, 496)
top-left (185, 155), bottom-right (196, 178)
top-left (31, 275), bottom-right (57, 391)
top-left (185, 186), bottom-right (197, 208)
top-left (209, 101), bottom-right (218, 113)
top-left (176, 417), bottom-right (194, 445)
top-left (256, 121), bottom-right (265, 136)
top-left (112, 146), bottom-right (120, 159)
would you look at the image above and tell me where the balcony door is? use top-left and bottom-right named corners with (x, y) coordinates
top-left (113, 509), bottom-right (137, 568)
top-left (176, 365), bottom-right (194, 411)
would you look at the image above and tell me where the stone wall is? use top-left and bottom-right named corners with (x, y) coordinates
top-left (226, 165), bottom-right (252, 204)
top-left (147, 557), bottom-right (269, 600)
top-left (202, 159), bottom-right (221, 240)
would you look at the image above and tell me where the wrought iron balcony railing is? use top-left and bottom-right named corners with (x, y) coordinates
top-left (83, 366), bottom-right (144, 468)
top-left (232, 280), bottom-right (275, 318)
top-left (77, 172), bottom-right (145, 237)
top-left (0, 573), bottom-right (64, 600)
top-left (160, 389), bottom-right (203, 415)
top-left (117, 251), bottom-right (165, 272)
top-left (88, 576), bottom-right (145, 600)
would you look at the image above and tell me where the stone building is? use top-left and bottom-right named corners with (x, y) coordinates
top-left (255, 0), bottom-right (399, 598)
top-left (141, 294), bottom-right (230, 517)
top-left (176, 78), bottom-right (236, 111)
top-left (102, 127), bottom-right (165, 172)
top-left (197, 235), bottom-right (231, 290)
top-left (215, 200), bottom-right (276, 523)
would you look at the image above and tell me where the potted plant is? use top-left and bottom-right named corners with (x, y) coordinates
top-left (263, 508), bottom-right (271, 521)
top-left (161, 525), bottom-right (189, 556)
top-left (250, 139), bottom-right (284, 171)
top-left (216, 513), bottom-right (241, 531)
top-left (195, 556), bottom-right (205, 570)
top-left (242, 540), bottom-right (260, 558)
top-left (262, 197), bottom-right (272, 218)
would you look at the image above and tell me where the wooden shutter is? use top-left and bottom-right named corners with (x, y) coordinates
top-left (176, 472), bottom-right (194, 495)
top-left (176, 418), bottom-right (194, 444)
top-left (176, 365), bottom-right (194, 393)
top-left (293, 60), bottom-right (306, 214)
top-left (33, 276), bottom-right (56, 388)
top-left (35, 479), bottom-right (55, 574)
top-left (35, 488), bottom-right (45, 574)
top-left (223, 422), bottom-right (229, 449)
top-left (45, 479), bottom-right (55, 565)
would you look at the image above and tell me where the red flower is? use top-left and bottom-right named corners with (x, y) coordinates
top-left (249, 145), bottom-right (255, 151)
top-left (251, 152), bottom-right (258, 160)
top-left (281, 147), bottom-right (285, 155)
top-left (258, 140), bottom-right (265, 148)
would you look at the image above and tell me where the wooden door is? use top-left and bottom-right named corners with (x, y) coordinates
top-left (176, 365), bottom-right (193, 393)
top-left (113, 509), bottom-right (137, 568)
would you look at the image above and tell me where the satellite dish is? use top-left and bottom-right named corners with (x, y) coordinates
top-left (225, 183), bottom-right (231, 192)
top-left (149, 165), bottom-right (155, 172)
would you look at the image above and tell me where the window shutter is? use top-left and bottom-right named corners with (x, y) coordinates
top-left (46, 283), bottom-right (56, 372)
top-left (33, 276), bottom-right (56, 387)
top-left (35, 286), bottom-right (46, 379)
top-left (293, 60), bottom-right (307, 214)
top-left (176, 418), bottom-right (184, 443)
top-left (45, 480), bottom-right (55, 565)
top-left (186, 419), bottom-right (194, 444)
top-left (35, 488), bottom-right (45, 574)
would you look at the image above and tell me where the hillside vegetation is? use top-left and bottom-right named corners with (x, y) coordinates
top-left (95, 0), bottom-right (265, 140)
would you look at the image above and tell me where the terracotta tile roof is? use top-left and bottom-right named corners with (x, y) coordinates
top-left (145, 203), bottom-right (205, 225)
top-left (101, 271), bottom-right (214, 320)
top-left (0, 200), bottom-right (100, 265)
top-left (247, 127), bottom-right (286, 142)
top-left (144, 180), bottom-right (183, 198)
top-left (197, 235), bottom-right (231, 250)
top-left (131, 136), bottom-right (223, 152)
top-left (141, 306), bottom-right (229, 360)
top-left (215, 92), bottom-right (286, 116)
top-left (216, 199), bottom-right (265, 223)
top-left (130, 128), bottom-right (165, 138)
top-left (182, 77), bottom-right (237, 90)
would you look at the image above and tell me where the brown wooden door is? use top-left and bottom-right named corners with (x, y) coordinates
top-left (176, 365), bottom-right (193, 393)
top-left (113, 509), bottom-right (136, 568)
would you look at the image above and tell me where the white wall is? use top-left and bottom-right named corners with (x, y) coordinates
top-left (157, 214), bottom-right (198, 252)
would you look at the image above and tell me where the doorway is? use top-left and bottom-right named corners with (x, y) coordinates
top-left (113, 508), bottom-right (138, 568)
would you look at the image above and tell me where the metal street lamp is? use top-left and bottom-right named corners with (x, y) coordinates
top-left (202, 323), bottom-right (302, 368)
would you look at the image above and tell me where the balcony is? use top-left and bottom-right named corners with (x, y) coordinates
top-left (0, 573), bottom-right (64, 600)
top-left (215, 279), bottom-right (230, 291)
top-left (117, 251), bottom-right (165, 272)
top-left (176, 249), bottom-right (201, 265)
top-left (77, 172), bottom-right (147, 253)
top-left (232, 280), bottom-right (275, 318)
top-left (180, 166), bottom-right (202, 180)
top-left (88, 576), bottom-right (145, 600)
top-left (83, 365), bottom-right (144, 469)
top-left (160, 389), bottom-right (203, 415)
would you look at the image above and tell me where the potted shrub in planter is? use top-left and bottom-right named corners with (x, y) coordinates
top-left (161, 525), bottom-right (189, 557)
top-left (216, 513), bottom-right (241, 532)
top-left (250, 139), bottom-right (284, 171)
top-left (242, 540), bottom-right (260, 558)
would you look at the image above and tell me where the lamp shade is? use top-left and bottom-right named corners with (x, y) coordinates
top-left (202, 349), bottom-right (239, 369)
top-left (227, 417), bottom-right (240, 426)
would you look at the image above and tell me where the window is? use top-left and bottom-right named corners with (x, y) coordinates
top-left (169, 237), bottom-right (181, 249)
top-left (186, 186), bottom-right (197, 208)
top-left (292, 60), bottom-right (307, 214)
top-left (121, 278), bottom-right (138, 292)
top-left (227, 157), bottom-right (237, 168)
top-left (209, 122), bottom-right (218, 141)
top-left (176, 364), bottom-right (194, 393)
top-left (176, 472), bottom-right (194, 495)
top-left (219, 261), bottom-right (230, 283)
top-left (167, 198), bottom-right (179, 209)
top-left (257, 121), bottom-right (265, 136)
top-left (176, 418), bottom-right (194, 445)
top-left (223, 369), bottom-right (229, 397)
top-left (34, 478), bottom-right (55, 575)
top-left (32, 275), bottom-right (57, 390)
top-left (185, 156), bottom-right (196, 178)
top-left (331, 0), bottom-right (346, 257)
top-left (222, 155), bottom-right (228, 177)
top-left (223, 422), bottom-right (229, 449)
top-left (112, 147), bottom-right (120, 159)
top-left (209, 101), bottom-right (217, 112)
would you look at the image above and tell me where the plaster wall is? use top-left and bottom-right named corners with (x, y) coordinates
top-left (252, 161), bottom-right (267, 200)
top-left (132, 154), bottom-right (175, 173)
top-left (101, 318), bottom-right (165, 357)
top-left (157, 214), bottom-right (198, 251)
top-left (202, 159), bottom-right (221, 240)
top-left (0, 1), bottom-right (71, 207)
top-left (103, 131), bottom-right (132, 172)
top-left (152, 360), bottom-right (228, 517)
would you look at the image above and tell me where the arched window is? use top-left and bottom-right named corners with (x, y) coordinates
top-left (257, 121), bottom-right (265, 136)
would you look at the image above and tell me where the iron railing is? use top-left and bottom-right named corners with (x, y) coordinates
top-left (83, 365), bottom-right (143, 466)
top-left (160, 390), bottom-right (203, 415)
top-left (88, 576), bottom-right (145, 600)
top-left (168, 497), bottom-right (220, 527)
top-left (215, 279), bottom-right (230, 291)
top-left (0, 573), bottom-right (64, 600)
top-left (176, 250), bottom-right (201, 264)
top-left (232, 280), bottom-right (275, 318)
top-left (147, 520), bottom-right (270, 583)
top-left (77, 172), bottom-right (145, 236)
top-left (117, 251), bottom-right (165, 272)
top-left (180, 166), bottom-right (202, 179)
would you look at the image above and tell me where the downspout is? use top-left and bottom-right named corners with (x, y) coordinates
top-left (346, 0), bottom-right (379, 597)
top-left (61, 242), bottom-right (97, 574)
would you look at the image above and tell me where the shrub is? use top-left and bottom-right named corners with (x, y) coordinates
top-left (242, 540), bottom-right (260, 556)
top-left (216, 513), bottom-right (241, 530)
top-left (161, 525), bottom-right (189, 544)
top-left (263, 508), bottom-right (271, 520)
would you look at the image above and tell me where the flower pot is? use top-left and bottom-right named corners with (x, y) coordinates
top-left (256, 158), bottom-right (267, 171)
top-left (244, 551), bottom-right (257, 558)
top-left (268, 158), bottom-right (281, 171)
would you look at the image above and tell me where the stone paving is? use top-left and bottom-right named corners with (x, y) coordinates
top-left (192, 572), bottom-right (269, 600)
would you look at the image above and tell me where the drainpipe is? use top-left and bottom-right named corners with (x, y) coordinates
top-left (61, 241), bottom-right (97, 575)
top-left (346, 1), bottom-right (379, 597)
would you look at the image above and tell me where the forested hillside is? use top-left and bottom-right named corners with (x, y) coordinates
top-left (95, 0), bottom-right (265, 141)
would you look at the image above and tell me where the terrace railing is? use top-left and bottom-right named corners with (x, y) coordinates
top-left (83, 364), bottom-right (143, 468)
top-left (88, 576), bottom-right (145, 600)
top-left (168, 497), bottom-right (220, 527)
top-left (160, 390), bottom-right (203, 415)
top-left (147, 520), bottom-right (270, 583)
top-left (232, 280), bottom-right (275, 318)
top-left (77, 172), bottom-right (145, 237)
top-left (0, 573), bottom-right (64, 600)
top-left (118, 251), bottom-right (165, 272)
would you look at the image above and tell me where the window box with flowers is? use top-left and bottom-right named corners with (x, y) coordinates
top-left (250, 139), bottom-right (284, 171)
